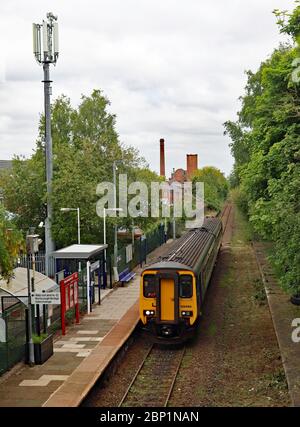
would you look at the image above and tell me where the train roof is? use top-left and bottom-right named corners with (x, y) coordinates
top-left (143, 217), bottom-right (222, 274)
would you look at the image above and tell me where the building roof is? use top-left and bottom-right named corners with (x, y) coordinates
top-left (0, 267), bottom-right (58, 311)
top-left (52, 244), bottom-right (107, 260)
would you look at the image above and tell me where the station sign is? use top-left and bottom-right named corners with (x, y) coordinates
top-left (90, 260), bottom-right (100, 272)
top-left (31, 292), bottom-right (61, 305)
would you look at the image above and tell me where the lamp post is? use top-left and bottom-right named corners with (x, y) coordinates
top-left (113, 161), bottom-right (122, 270)
top-left (103, 207), bottom-right (123, 286)
top-left (33, 12), bottom-right (59, 276)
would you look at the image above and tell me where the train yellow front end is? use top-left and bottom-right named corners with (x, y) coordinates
top-left (140, 265), bottom-right (198, 342)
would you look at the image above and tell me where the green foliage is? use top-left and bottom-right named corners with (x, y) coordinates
top-left (32, 333), bottom-right (48, 344)
top-left (225, 2), bottom-right (300, 294)
top-left (0, 154), bottom-right (46, 232)
top-left (0, 89), bottom-right (161, 252)
top-left (0, 206), bottom-right (24, 281)
top-left (192, 166), bottom-right (228, 211)
top-left (230, 187), bottom-right (248, 215)
top-left (274, 2), bottom-right (300, 42)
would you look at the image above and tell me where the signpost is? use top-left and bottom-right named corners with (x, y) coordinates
top-left (60, 272), bottom-right (79, 335)
top-left (31, 292), bottom-right (61, 305)
top-left (91, 260), bottom-right (101, 305)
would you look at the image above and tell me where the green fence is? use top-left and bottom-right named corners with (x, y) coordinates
top-left (0, 300), bottom-right (27, 376)
top-left (115, 223), bottom-right (166, 275)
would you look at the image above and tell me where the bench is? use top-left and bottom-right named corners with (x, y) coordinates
top-left (118, 267), bottom-right (136, 287)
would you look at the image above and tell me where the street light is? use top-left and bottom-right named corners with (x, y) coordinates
top-left (113, 160), bottom-right (122, 270)
top-left (60, 208), bottom-right (81, 244)
top-left (33, 12), bottom-right (59, 276)
top-left (103, 207), bottom-right (123, 286)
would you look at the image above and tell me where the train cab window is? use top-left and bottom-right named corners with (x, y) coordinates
top-left (179, 275), bottom-right (193, 298)
top-left (143, 275), bottom-right (156, 298)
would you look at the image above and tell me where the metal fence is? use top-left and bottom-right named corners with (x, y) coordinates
top-left (0, 297), bottom-right (27, 376)
top-left (115, 223), bottom-right (166, 275)
top-left (16, 252), bottom-right (55, 277)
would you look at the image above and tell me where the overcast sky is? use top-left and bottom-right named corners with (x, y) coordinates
top-left (0, 0), bottom-right (293, 177)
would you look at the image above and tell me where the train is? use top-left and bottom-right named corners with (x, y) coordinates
top-left (139, 217), bottom-right (223, 343)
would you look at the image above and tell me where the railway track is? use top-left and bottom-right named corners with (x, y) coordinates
top-left (220, 202), bottom-right (232, 238)
top-left (118, 203), bottom-right (231, 408)
top-left (119, 344), bottom-right (186, 407)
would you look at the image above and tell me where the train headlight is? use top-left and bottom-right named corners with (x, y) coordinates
top-left (144, 310), bottom-right (155, 316)
top-left (181, 311), bottom-right (193, 317)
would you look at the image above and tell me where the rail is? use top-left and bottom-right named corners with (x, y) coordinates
top-left (118, 344), bottom-right (186, 407)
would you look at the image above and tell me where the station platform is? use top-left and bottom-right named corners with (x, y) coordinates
top-left (0, 240), bottom-right (173, 407)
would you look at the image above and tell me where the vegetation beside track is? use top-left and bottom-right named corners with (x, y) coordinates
top-left (168, 203), bottom-right (290, 407)
top-left (224, 2), bottom-right (300, 296)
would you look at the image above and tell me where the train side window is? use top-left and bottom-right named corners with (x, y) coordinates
top-left (179, 275), bottom-right (193, 298)
top-left (143, 275), bottom-right (156, 298)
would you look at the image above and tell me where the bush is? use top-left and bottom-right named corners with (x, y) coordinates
top-left (230, 187), bottom-right (248, 215)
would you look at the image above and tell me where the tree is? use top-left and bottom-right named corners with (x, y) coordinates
top-left (192, 166), bottom-right (228, 211)
top-left (0, 89), bottom-right (159, 251)
top-left (225, 1), bottom-right (300, 294)
top-left (0, 206), bottom-right (24, 281)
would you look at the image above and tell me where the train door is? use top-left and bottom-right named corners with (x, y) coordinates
top-left (160, 278), bottom-right (175, 320)
top-left (156, 273), bottom-right (179, 322)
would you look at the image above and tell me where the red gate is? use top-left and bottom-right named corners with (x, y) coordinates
top-left (60, 272), bottom-right (80, 335)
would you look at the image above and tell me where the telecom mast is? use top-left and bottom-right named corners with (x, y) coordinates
top-left (33, 13), bottom-right (59, 276)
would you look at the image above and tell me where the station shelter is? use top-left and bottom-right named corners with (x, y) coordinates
top-left (0, 267), bottom-right (58, 375)
top-left (51, 244), bottom-right (107, 314)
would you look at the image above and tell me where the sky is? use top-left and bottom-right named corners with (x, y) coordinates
top-left (0, 0), bottom-right (293, 178)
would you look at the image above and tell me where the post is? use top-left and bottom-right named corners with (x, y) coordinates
top-left (77, 208), bottom-right (81, 273)
top-left (98, 263), bottom-right (101, 305)
top-left (32, 252), bottom-right (41, 336)
top-left (173, 217), bottom-right (176, 240)
top-left (43, 305), bottom-right (47, 333)
top-left (103, 208), bottom-right (107, 286)
top-left (113, 162), bottom-right (118, 270)
top-left (86, 260), bottom-right (91, 314)
top-left (77, 208), bottom-right (81, 244)
top-left (60, 279), bottom-right (66, 336)
top-left (109, 257), bottom-right (113, 289)
top-left (26, 257), bottom-right (35, 366)
top-left (131, 221), bottom-right (135, 253)
top-left (172, 189), bottom-right (176, 240)
top-left (43, 62), bottom-right (55, 276)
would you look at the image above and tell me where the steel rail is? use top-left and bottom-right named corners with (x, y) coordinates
top-left (163, 346), bottom-right (186, 407)
top-left (119, 345), bottom-right (186, 408)
top-left (118, 343), bottom-right (153, 407)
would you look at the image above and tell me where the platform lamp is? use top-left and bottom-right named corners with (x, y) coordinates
top-left (112, 160), bottom-right (123, 270)
top-left (33, 12), bottom-right (59, 277)
top-left (103, 208), bottom-right (123, 286)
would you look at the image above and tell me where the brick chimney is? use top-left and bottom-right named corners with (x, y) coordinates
top-left (186, 154), bottom-right (198, 179)
top-left (160, 138), bottom-right (165, 178)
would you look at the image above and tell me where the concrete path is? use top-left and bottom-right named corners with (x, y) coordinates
top-left (253, 242), bottom-right (300, 407)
